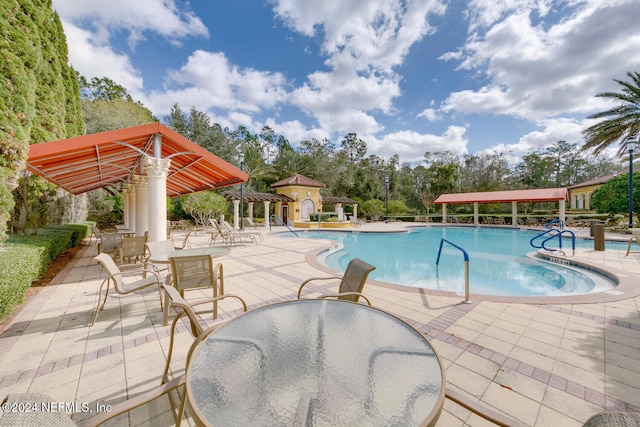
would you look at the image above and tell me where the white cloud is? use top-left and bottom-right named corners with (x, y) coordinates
top-left (417, 108), bottom-right (440, 121)
top-left (442, 1), bottom-right (640, 121)
top-left (366, 125), bottom-right (469, 162)
top-left (52, 0), bottom-right (208, 48)
top-left (62, 22), bottom-right (144, 94)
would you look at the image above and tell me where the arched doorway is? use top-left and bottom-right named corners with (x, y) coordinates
top-left (301, 199), bottom-right (315, 220)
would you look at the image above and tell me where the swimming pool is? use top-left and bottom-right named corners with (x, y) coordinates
top-left (291, 227), bottom-right (623, 297)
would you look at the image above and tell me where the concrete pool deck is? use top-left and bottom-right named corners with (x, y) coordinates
top-left (1, 222), bottom-right (640, 426)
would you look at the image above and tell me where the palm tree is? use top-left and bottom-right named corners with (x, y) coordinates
top-left (582, 71), bottom-right (640, 155)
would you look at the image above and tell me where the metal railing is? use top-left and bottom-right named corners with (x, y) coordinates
top-left (435, 238), bottom-right (471, 303)
top-left (269, 215), bottom-right (299, 237)
top-left (530, 228), bottom-right (575, 255)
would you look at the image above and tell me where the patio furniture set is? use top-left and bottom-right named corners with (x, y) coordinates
top-left (3, 234), bottom-right (631, 426)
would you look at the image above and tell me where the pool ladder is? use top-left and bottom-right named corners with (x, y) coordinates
top-left (436, 238), bottom-right (471, 303)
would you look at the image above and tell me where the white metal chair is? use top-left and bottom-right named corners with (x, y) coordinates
top-left (91, 253), bottom-right (162, 326)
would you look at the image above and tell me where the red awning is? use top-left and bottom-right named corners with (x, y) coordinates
top-left (27, 123), bottom-right (248, 197)
top-left (434, 188), bottom-right (568, 204)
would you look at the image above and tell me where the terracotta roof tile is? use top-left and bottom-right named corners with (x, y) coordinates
top-left (270, 174), bottom-right (325, 188)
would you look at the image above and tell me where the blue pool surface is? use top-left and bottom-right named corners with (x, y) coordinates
top-left (290, 227), bottom-right (624, 297)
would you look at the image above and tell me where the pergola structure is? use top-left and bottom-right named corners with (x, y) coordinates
top-left (223, 191), bottom-right (293, 228)
top-left (27, 123), bottom-right (248, 242)
top-left (434, 188), bottom-right (569, 226)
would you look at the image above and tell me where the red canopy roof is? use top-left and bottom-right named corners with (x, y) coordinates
top-left (27, 123), bottom-right (248, 197)
top-left (434, 188), bottom-right (568, 204)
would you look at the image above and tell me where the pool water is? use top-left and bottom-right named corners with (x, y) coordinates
top-left (293, 227), bottom-right (623, 297)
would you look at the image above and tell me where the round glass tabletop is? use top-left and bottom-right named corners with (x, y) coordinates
top-left (187, 299), bottom-right (445, 427)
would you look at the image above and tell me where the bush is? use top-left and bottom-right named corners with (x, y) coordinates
top-left (0, 223), bottom-right (91, 322)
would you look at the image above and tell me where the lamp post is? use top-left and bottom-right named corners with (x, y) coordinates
top-left (239, 151), bottom-right (244, 230)
top-left (627, 136), bottom-right (638, 229)
top-left (384, 176), bottom-right (389, 223)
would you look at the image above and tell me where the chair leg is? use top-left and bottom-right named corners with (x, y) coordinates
top-left (162, 314), bottom-right (183, 384)
top-left (90, 279), bottom-right (110, 326)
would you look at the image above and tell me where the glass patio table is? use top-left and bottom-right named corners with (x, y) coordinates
top-left (186, 299), bottom-right (445, 427)
top-left (149, 246), bottom-right (230, 264)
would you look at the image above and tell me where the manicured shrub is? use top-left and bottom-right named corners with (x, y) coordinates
top-left (0, 222), bottom-right (92, 322)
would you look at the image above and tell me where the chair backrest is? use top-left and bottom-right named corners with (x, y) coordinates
top-left (169, 255), bottom-right (218, 294)
top-left (99, 233), bottom-right (122, 254)
top-left (94, 253), bottom-right (124, 291)
top-left (211, 219), bottom-right (228, 235)
top-left (145, 239), bottom-right (174, 257)
top-left (338, 258), bottom-right (376, 302)
top-left (121, 236), bottom-right (147, 258)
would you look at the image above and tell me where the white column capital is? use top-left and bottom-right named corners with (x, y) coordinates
top-left (132, 174), bottom-right (148, 188)
top-left (144, 157), bottom-right (171, 178)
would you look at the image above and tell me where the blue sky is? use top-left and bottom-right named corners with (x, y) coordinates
top-left (52, 0), bottom-right (640, 165)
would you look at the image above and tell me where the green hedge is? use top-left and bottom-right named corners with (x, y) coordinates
top-left (0, 223), bottom-right (92, 322)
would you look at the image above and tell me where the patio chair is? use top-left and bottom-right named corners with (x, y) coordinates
top-left (96, 232), bottom-right (122, 257)
top-left (114, 235), bottom-right (147, 265)
top-left (208, 218), bottom-right (238, 246)
top-left (297, 258), bottom-right (376, 305)
top-left (1, 375), bottom-right (187, 426)
top-left (244, 217), bottom-right (261, 229)
top-left (222, 219), bottom-right (262, 242)
top-left (89, 226), bottom-right (102, 245)
top-left (160, 283), bottom-right (247, 384)
top-left (164, 254), bottom-right (225, 325)
top-left (144, 239), bottom-right (175, 275)
top-left (626, 228), bottom-right (640, 256)
top-left (91, 253), bottom-right (162, 326)
top-left (171, 230), bottom-right (192, 250)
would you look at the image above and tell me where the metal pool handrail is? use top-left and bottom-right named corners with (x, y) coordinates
top-left (269, 214), bottom-right (299, 237)
top-left (436, 238), bottom-right (471, 303)
top-left (530, 228), bottom-right (576, 255)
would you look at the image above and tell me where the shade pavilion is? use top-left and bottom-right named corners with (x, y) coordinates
top-left (27, 123), bottom-right (248, 242)
top-left (434, 188), bottom-right (568, 226)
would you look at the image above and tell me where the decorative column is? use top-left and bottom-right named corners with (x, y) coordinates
top-left (122, 186), bottom-right (130, 230)
top-left (473, 202), bottom-right (479, 226)
top-left (248, 202), bottom-right (254, 221)
top-left (442, 204), bottom-right (447, 224)
top-left (263, 201), bottom-right (271, 228)
top-left (145, 157), bottom-right (171, 243)
top-left (232, 200), bottom-right (240, 229)
top-left (512, 201), bottom-right (518, 227)
top-left (127, 182), bottom-right (136, 234)
top-left (353, 203), bottom-right (358, 220)
top-left (132, 175), bottom-right (148, 237)
top-left (559, 199), bottom-right (566, 225)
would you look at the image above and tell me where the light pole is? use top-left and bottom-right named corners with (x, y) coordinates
top-left (627, 136), bottom-right (638, 229)
top-left (384, 176), bottom-right (389, 223)
top-left (239, 151), bottom-right (244, 230)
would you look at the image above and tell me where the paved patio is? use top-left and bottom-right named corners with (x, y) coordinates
top-left (1, 223), bottom-right (640, 426)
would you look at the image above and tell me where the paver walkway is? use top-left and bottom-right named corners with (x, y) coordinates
top-left (1, 223), bottom-right (640, 426)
